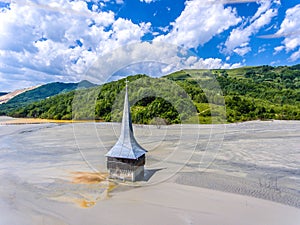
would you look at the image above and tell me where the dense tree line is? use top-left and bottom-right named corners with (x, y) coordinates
top-left (2, 65), bottom-right (300, 124)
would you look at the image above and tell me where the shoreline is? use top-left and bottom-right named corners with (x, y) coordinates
top-left (1, 116), bottom-right (299, 126)
top-left (0, 117), bottom-right (103, 125)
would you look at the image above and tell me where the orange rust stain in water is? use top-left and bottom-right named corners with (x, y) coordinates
top-left (77, 199), bottom-right (96, 208)
top-left (70, 171), bottom-right (117, 208)
top-left (71, 171), bottom-right (108, 184)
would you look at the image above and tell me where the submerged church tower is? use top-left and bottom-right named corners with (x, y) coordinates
top-left (106, 81), bottom-right (147, 182)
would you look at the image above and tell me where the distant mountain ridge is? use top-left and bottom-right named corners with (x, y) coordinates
top-left (0, 92), bottom-right (8, 97)
top-left (0, 85), bottom-right (40, 105)
top-left (0, 80), bottom-right (96, 114)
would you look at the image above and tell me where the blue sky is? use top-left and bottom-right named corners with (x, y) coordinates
top-left (0, 0), bottom-right (300, 91)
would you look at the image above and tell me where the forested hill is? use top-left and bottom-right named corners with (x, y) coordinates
top-left (2, 65), bottom-right (300, 124)
top-left (0, 80), bottom-right (96, 114)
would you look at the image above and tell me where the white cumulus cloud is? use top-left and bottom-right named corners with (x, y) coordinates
top-left (274, 4), bottom-right (300, 61)
top-left (289, 49), bottom-right (300, 62)
top-left (274, 45), bottom-right (284, 53)
top-left (222, 0), bottom-right (278, 56)
top-left (140, 0), bottom-right (156, 3)
top-left (0, 0), bottom-right (151, 91)
top-left (233, 47), bottom-right (252, 56)
top-left (154, 0), bottom-right (241, 49)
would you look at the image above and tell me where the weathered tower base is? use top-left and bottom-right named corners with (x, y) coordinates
top-left (107, 155), bottom-right (145, 182)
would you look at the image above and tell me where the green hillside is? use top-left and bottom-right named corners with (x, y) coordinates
top-left (0, 80), bottom-right (96, 115)
top-left (165, 65), bottom-right (299, 122)
top-left (2, 65), bottom-right (300, 124)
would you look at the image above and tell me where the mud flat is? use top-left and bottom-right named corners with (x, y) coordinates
top-left (0, 117), bottom-right (299, 225)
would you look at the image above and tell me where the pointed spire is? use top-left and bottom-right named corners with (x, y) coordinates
top-left (106, 80), bottom-right (147, 159)
top-left (121, 79), bottom-right (133, 134)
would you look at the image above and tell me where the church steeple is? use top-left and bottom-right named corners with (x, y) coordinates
top-left (106, 80), bottom-right (147, 181)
